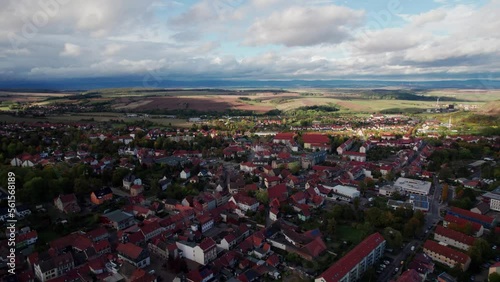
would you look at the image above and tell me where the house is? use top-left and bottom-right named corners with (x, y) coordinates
top-left (116, 243), bottom-right (151, 268)
top-left (101, 210), bottom-right (135, 230)
top-left (269, 207), bottom-right (279, 222)
top-left (268, 184), bottom-right (288, 202)
top-left (180, 169), bottom-right (191, 179)
top-left (447, 207), bottom-right (496, 228)
top-left (336, 139), bottom-right (354, 155)
top-left (34, 253), bottom-right (74, 282)
top-left (53, 194), bottom-right (80, 214)
top-left (395, 269), bottom-right (423, 282)
top-left (176, 238), bottom-right (217, 265)
top-left (140, 222), bottom-right (164, 241)
top-left (16, 230), bottom-right (38, 249)
top-left (85, 227), bottom-right (109, 242)
top-left (437, 272), bottom-right (457, 282)
top-left (195, 214), bottom-right (214, 233)
top-left (273, 132), bottom-right (295, 144)
top-left (470, 202), bottom-right (490, 215)
top-left (90, 187), bottom-right (113, 205)
top-left (130, 184), bottom-right (144, 196)
top-left (218, 233), bottom-right (238, 250)
top-left (423, 240), bottom-right (471, 271)
top-left (148, 239), bottom-right (179, 260)
top-left (315, 233), bottom-right (386, 282)
top-left (186, 268), bottom-right (214, 282)
top-left (229, 193), bottom-right (259, 216)
top-left (264, 175), bottom-right (281, 188)
top-left (123, 174), bottom-right (142, 190)
top-left (158, 176), bottom-right (172, 191)
top-left (444, 215), bottom-right (484, 237)
top-left (434, 226), bottom-right (475, 251)
top-left (342, 151), bottom-right (367, 162)
top-left (482, 190), bottom-right (500, 212)
top-left (303, 134), bottom-right (330, 151)
top-left (489, 262), bottom-right (500, 278)
top-left (407, 253), bottom-right (434, 280)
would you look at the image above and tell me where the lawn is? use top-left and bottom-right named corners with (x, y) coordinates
top-left (336, 224), bottom-right (365, 244)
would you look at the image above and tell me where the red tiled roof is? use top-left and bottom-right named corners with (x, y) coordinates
top-left (56, 194), bottom-right (77, 204)
top-left (423, 240), bottom-right (470, 265)
top-left (302, 134), bottom-right (330, 144)
top-left (199, 237), bottom-right (216, 251)
top-left (116, 242), bottom-right (144, 260)
top-left (274, 132), bottom-right (295, 141)
top-left (305, 236), bottom-right (326, 257)
top-left (396, 269), bottom-right (422, 282)
top-left (318, 233), bottom-right (385, 282)
top-left (268, 184), bottom-right (287, 201)
top-left (444, 215), bottom-right (482, 232)
top-left (93, 240), bottom-right (110, 252)
top-left (17, 230), bottom-right (37, 243)
top-left (232, 193), bottom-right (258, 206)
top-left (140, 222), bottom-right (161, 235)
top-left (435, 226), bottom-right (475, 246)
top-left (86, 227), bottom-right (108, 241)
top-left (450, 207), bottom-right (494, 224)
top-left (266, 254), bottom-right (280, 267)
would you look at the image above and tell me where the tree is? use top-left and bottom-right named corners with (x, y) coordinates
top-left (441, 184), bottom-right (449, 202)
top-left (326, 218), bottom-right (336, 236)
top-left (468, 238), bottom-right (491, 266)
top-left (489, 273), bottom-right (500, 282)
top-left (255, 190), bottom-right (269, 205)
top-left (383, 227), bottom-right (403, 249)
top-left (403, 217), bottom-right (420, 238)
top-left (353, 197), bottom-right (360, 211)
top-left (74, 178), bottom-right (92, 194)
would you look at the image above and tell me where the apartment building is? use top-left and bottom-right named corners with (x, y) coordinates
top-left (423, 240), bottom-right (471, 271)
top-left (434, 226), bottom-right (475, 251)
top-left (315, 233), bottom-right (386, 282)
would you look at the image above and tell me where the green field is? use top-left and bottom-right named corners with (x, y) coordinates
top-left (0, 112), bottom-right (194, 127)
top-left (336, 224), bottom-right (365, 244)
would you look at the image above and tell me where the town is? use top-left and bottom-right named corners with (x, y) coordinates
top-left (0, 108), bottom-right (499, 282)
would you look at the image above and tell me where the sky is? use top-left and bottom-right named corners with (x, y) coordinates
top-left (0, 0), bottom-right (499, 83)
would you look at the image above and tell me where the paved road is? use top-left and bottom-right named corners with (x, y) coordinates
top-left (377, 239), bottom-right (418, 282)
top-left (377, 176), bottom-right (444, 282)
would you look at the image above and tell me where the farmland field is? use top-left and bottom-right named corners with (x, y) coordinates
top-left (0, 88), bottom-right (497, 118)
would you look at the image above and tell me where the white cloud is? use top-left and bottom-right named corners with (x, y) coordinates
top-left (60, 43), bottom-right (81, 57)
top-left (0, 0), bottom-right (499, 81)
top-left (245, 5), bottom-right (365, 47)
top-left (102, 43), bottom-right (124, 56)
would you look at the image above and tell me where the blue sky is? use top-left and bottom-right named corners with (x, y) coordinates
top-left (0, 0), bottom-right (499, 82)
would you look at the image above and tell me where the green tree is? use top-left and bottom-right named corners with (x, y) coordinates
top-left (468, 238), bottom-right (491, 266)
top-left (383, 227), bottom-right (403, 249)
top-left (489, 273), bottom-right (500, 282)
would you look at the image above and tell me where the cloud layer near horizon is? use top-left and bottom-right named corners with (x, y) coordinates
top-left (0, 0), bottom-right (499, 81)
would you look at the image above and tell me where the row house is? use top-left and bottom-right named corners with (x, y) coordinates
top-left (423, 240), bottom-right (471, 271)
top-left (34, 253), bottom-right (74, 282)
top-left (444, 214), bottom-right (484, 237)
top-left (434, 226), bottom-right (475, 251)
top-left (336, 139), bottom-right (354, 155)
top-left (447, 207), bottom-right (496, 229)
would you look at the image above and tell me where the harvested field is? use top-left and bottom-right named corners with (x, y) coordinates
top-left (130, 96), bottom-right (274, 113)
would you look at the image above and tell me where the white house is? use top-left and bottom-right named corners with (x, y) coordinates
top-left (176, 238), bottom-right (217, 265)
top-left (180, 169), bottom-right (191, 179)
